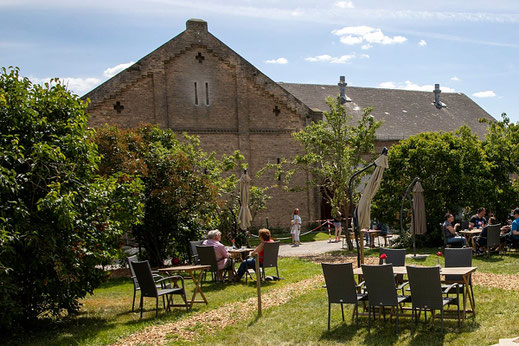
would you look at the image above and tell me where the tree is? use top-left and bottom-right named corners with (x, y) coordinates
top-left (480, 113), bottom-right (519, 221)
top-left (372, 127), bottom-right (495, 245)
top-left (94, 125), bottom-right (247, 266)
top-left (0, 67), bottom-right (143, 329)
top-left (266, 96), bottom-right (380, 249)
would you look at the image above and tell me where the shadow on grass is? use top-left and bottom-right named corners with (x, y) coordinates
top-left (7, 315), bottom-right (111, 346)
top-left (319, 322), bottom-right (358, 343)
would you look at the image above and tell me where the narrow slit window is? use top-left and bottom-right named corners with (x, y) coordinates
top-left (205, 82), bottom-right (209, 105)
top-left (194, 82), bottom-right (198, 105)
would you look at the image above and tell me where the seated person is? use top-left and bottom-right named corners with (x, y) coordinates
top-left (507, 208), bottom-right (519, 245)
top-left (202, 229), bottom-right (232, 275)
top-left (469, 207), bottom-right (487, 229)
top-left (475, 216), bottom-right (500, 251)
top-left (443, 213), bottom-right (466, 247)
top-left (234, 228), bottom-right (274, 281)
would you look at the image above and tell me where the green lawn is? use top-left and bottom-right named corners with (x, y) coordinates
top-left (7, 250), bottom-right (519, 345)
top-left (7, 258), bottom-right (321, 345)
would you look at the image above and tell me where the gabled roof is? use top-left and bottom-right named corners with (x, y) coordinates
top-left (279, 82), bottom-right (495, 140)
top-left (83, 19), bottom-right (314, 120)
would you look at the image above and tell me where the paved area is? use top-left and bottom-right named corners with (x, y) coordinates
top-left (278, 235), bottom-right (398, 257)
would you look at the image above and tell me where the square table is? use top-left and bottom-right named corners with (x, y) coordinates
top-left (158, 264), bottom-right (211, 308)
top-left (353, 265), bottom-right (477, 321)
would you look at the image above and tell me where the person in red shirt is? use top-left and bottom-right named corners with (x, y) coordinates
top-left (234, 228), bottom-right (273, 281)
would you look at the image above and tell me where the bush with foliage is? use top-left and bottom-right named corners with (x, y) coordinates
top-left (0, 68), bottom-right (143, 330)
top-left (372, 125), bottom-right (517, 246)
top-left (94, 125), bottom-right (250, 266)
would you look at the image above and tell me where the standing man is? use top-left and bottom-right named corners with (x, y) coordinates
top-left (469, 207), bottom-right (487, 229)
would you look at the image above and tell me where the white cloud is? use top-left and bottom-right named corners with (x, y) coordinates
top-left (418, 39), bottom-right (427, 46)
top-left (450, 76), bottom-right (460, 81)
top-left (361, 44), bottom-right (372, 50)
top-left (473, 90), bottom-right (496, 98)
top-left (31, 76), bottom-right (101, 95)
top-left (335, 1), bottom-right (354, 9)
top-left (379, 82), bottom-right (395, 88)
top-left (305, 53), bottom-right (368, 64)
top-left (265, 57), bottom-right (288, 64)
top-left (378, 80), bottom-right (455, 92)
top-left (332, 26), bottom-right (407, 47)
top-left (103, 61), bottom-right (135, 78)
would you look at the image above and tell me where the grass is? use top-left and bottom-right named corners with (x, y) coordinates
top-left (195, 285), bottom-right (519, 345)
top-left (8, 248), bottom-right (519, 345)
top-left (7, 257), bottom-right (321, 345)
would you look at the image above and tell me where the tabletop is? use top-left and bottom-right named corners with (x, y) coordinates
top-left (158, 264), bottom-right (211, 272)
top-left (460, 229), bottom-right (482, 235)
top-left (353, 266), bottom-right (477, 276)
top-left (228, 248), bottom-right (254, 253)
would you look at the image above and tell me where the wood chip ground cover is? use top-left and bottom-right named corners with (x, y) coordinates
top-left (113, 255), bottom-right (519, 345)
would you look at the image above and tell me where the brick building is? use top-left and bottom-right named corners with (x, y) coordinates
top-left (83, 18), bottom-right (495, 228)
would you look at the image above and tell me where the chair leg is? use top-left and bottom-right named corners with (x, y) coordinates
top-left (163, 295), bottom-right (166, 310)
top-left (470, 279), bottom-right (475, 310)
top-left (441, 308), bottom-right (444, 334)
top-left (132, 289), bottom-right (136, 312)
top-left (140, 295), bottom-right (144, 319)
top-left (411, 307), bottom-right (414, 333)
top-left (341, 303), bottom-right (345, 321)
top-left (395, 305), bottom-right (399, 336)
top-left (355, 303), bottom-right (359, 330)
top-left (424, 309), bottom-right (427, 323)
top-left (156, 297), bottom-right (159, 317)
top-left (368, 304), bottom-right (371, 333)
top-left (328, 302), bottom-right (331, 330)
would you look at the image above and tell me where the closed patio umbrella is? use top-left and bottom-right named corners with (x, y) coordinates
top-left (411, 181), bottom-right (427, 236)
top-left (356, 154), bottom-right (388, 264)
top-left (356, 154), bottom-right (389, 230)
top-left (238, 172), bottom-right (252, 231)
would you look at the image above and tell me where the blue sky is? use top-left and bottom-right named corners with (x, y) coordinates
top-left (1, 0), bottom-right (518, 122)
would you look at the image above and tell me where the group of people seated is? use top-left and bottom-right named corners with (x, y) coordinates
top-left (201, 228), bottom-right (273, 282)
top-left (443, 207), bottom-right (519, 252)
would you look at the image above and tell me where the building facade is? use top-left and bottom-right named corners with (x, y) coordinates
top-left (83, 19), bottom-right (495, 228)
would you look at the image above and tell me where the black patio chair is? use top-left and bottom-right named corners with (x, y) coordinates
top-left (406, 265), bottom-right (460, 334)
top-left (322, 262), bottom-right (367, 330)
top-left (196, 245), bottom-right (233, 282)
top-left (362, 264), bottom-right (411, 335)
top-left (131, 260), bottom-right (189, 318)
top-left (261, 241), bottom-right (281, 279)
top-left (128, 255), bottom-right (162, 312)
top-left (486, 224), bottom-right (502, 255)
top-left (379, 248), bottom-right (406, 266)
top-left (444, 248), bottom-right (475, 310)
top-left (190, 240), bottom-right (203, 265)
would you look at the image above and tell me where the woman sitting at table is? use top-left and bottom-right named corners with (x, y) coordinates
top-left (443, 213), bottom-right (467, 247)
top-left (234, 228), bottom-right (274, 282)
top-left (474, 216), bottom-right (498, 252)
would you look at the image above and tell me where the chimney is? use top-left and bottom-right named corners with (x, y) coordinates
top-left (433, 83), bottom-right (445, 109)
top-left (186, 18), bottom-right (208, 33)
top-left (338, 76), bottom-right (351, 104)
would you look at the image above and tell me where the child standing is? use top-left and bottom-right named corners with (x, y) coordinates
top-left (293, 208), bottom-right (302, 245)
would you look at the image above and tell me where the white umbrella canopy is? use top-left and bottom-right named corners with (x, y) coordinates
top-left (356, 154), bottom-right (389, 230)
top-left (238, 172), bottom-right (252, 230)
top-left (411, 181), bottom-right (427, 235)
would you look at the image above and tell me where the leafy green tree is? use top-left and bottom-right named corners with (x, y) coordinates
top-left (480, 113), bottom-right (519, 221)
top-left (261, 96), bottom-right (380, 249)
top-left (94, 125), bottom-right (247, 266)
top-left (372, 127), bottom-right (494, 245)
top-left (0, 67), bottom-right (143, 329)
